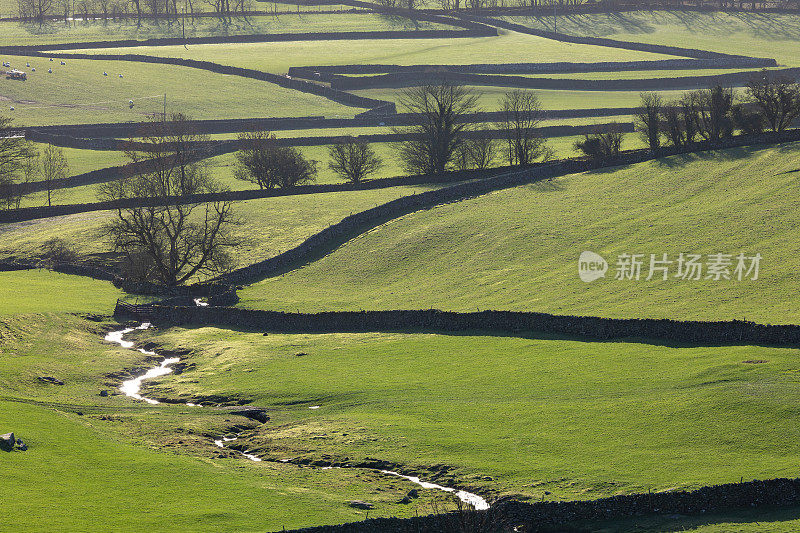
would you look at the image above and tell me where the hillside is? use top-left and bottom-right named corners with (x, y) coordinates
top-left (239, 141), bottom-right (800, 324)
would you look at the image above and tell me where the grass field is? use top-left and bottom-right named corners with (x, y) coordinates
top-left (501, 11), bottom-right (800, 67)
top-left (239, 141), bottom-right (800, 324)
top-left (0, 309), bottom-right (447, 530)
top-left (74, 30), bottom-right (674, 74)
top-left (16, 131), bottom-right (641, 208)
top-left (6, 7), bottom-right (800, 532)
top-left (0, 270), bottom-right (121, 315)
top-left (140, 325), bottom-right (800, 505)
top-left (2, 184), bottom-right (445, 272)
top-left (0, 53), bottom-right (356, 126)
top-left (32, 144), bottom-right (127, 176)
top-left (0, 13), bottom-right (445, 46)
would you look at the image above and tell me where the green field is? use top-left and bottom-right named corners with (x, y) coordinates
top-left (0, 304), bottom-right (448, 530)
top-left (239, 141), bottom-right (800, 324)
top-left (0, 270), bottom-right (122, 315)
top-left (70, 30), bottom-right (674, 74)
top-left (0, 53), bottom-right (355, 126)
top-left (30, 144), bottom-right (128, 177)
top-left (139, 325), bottom-right (800, 503)
top-left (355, 85), bottom-right (697, 112)
top-left (0, 13), bottom-right (445, 46)
top-left (5, 7), bottom-right (800, 532)
top-left (2, 185), bottom-right (444, 272)
top-left (501, 11), bottom-right (800, 67)
top-left (16, 132), bottom-right (640, 208)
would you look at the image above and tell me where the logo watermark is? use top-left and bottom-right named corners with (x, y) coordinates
top-left (579, 251), bottom-right (761, 283)
top-left (578, 251), bottom-right (608, 283)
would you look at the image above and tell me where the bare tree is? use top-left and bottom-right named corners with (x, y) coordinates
top-left (466, 136), bottom-right (498, 170)
top-left (327, 138), bottom-right (383, 183)
top-left (98, 114), bottom-right (239, 286)
top-left (453, 136), bottom-right (498, 171)
top-left (40, 144), bottom-right (68, 207)
top-left (394, 82), bottom-right (480, 175)
top-left (747, 70), bottom-right (800, 133)
top-left (733, 103), bottom-right (765, 135)
top-left (575, 124), bottom-right (625, 162)
top-left (500, 89), bottom-right (550, 166)
top-left (679, 92), bottom-right (700, 145)
top-left (0, 116), bottom-right (35, 209)
top-left (636, 92), bottom-right (662, 151)
top-left (660, 103), bottom-right (685, 148)
top-left (234, 130), bottom-right (317, 189)
top-left (693, 85), bottom-right (735, 141)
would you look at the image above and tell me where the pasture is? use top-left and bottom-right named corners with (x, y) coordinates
top-left (141, 325), bottom-right (800, 503)
top-left (503, 11), bottom-right (800, 67)
top-left (72, 30), bottom-right (673, 73)
top-left (0, 270), bottom-right (121, 315)
top-left (1, 185), bottom-right (444, 271)
top-left (0, 13), bottom-right (445, 47)
top-left (3, 5), bottom-right (800, 532)
top-left (0, 53), bottom-right (355, 125)
top-left (239, 141), bottom-right (800, 324)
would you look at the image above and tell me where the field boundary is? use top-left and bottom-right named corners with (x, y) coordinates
top-left (466, 15), bottom-right (772, 60)
top-left (289, 57), bottom-right (777, 77)
top-left (114, 304), bottom-right (800, 346)
top-left (316, 67), bottom-right (800, 92)
top-left (0, 48), bottom-right (398, 115)
top-left (268, 476), bottom-right (800, 532)
top-left (9, 122), bottom-right (632, 199)
top-left (26, 107), bottom-right (641, 139)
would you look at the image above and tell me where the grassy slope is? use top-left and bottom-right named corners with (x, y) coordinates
top-left (0, 270), bottom-right (122, 315)
top-left (0, 13), bottom-right (444, 46)
top-left (76, 30), bottom-right (673, 74)
top-left (32, 143), bottom-right (128, 176)
top-left (0, 54), bottom-right (354, 126)
top-left (144, 325), bottom-right (800, 504)
top-left (2, 399), bottom-right (432, 532)
top-left (1, 185), bottom-right (442, 270)
top-left (501, 11), bottom-right (800, 67)
top-left (240, 141), bottom-right (800, 324)
top-left (0, 306), bottom-right (444, 530)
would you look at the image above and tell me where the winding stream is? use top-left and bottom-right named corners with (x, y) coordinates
top-left (105, 323), bottom-right (181, 405)
top-left (105, 322), bottom-right (490, 510)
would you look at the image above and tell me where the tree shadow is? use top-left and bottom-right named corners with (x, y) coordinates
top-left (649, 143), bottom-right (784, 170)
top-left (374, 13), bottom-right (424, 31)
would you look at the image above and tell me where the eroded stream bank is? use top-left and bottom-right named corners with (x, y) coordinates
top-left (104, 323), bottom-right (490, 510)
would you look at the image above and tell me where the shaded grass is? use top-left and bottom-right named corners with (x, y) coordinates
top-left (239, 141), bottom-right (800, 324)
top-left (501, 11), bottom-right (800, 67)
top-left (0, 13), bottom-right (445, 47)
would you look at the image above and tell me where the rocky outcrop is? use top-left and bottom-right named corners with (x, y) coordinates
top-left (347, 501), bottom-right (374, 510)
top-left (0, 433), bottom-right (15, 451)
top-left (229, 408), bottom-right (270, 424)
top-left (37, 376), bottom-right (65, 385)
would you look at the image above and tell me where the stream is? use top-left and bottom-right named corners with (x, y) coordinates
top-left (105, 322), bottom-right (490, 510)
